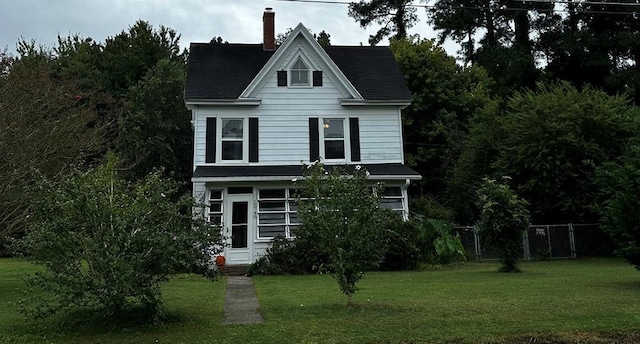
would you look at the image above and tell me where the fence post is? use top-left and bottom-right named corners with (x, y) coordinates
top-left (546, 225), bottom-right (552, 260)
top-left (523, 229), bottom-right (530, 261)
top-left (569, 223), bottom-right (577, 259)
top-left (474, 226), bottom-right (481, 261)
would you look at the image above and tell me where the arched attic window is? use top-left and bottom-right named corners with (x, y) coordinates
top-left (290, 57), bottom-right (309, 86)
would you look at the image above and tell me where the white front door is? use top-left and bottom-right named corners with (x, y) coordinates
top-left (224, 194), bottom-right (254, 265)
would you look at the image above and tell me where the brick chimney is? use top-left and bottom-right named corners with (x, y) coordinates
top-left (263, 8), bottom-right (275, 51)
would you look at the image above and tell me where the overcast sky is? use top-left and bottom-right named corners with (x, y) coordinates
top-left (2, 0), bottom-right (457, 56)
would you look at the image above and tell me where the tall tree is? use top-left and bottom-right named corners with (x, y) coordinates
top-left (349, 0), bottom-right (417, 45)
top-left (390, 38), bottom-right (493, 198)
top-left (428, 0), bottom-right (551, 95)
top-left (0, 57), bottom-right (103, 242)
top-left (314, 30), bottom-right (332, 46)
top-left (100, 20), bottom-right (185, 96)
top-left (118, 58), bottom-right (192, 185)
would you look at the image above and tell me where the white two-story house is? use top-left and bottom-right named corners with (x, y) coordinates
top-left (184, 9), bottom-right (421, 266)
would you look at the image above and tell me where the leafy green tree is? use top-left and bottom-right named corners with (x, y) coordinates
top-left (118, 58), bottom-right (192, 185)
top-left (497, 82), bottom-right (640, 222)
top-left (428, 0), bottom-right (549, 95)
top-left (390, 38), bottom-right (493, 198)
top-left (597, 141), bottom-right (640, 270)
top-left (447, 101), bottom-right (504, 224)
top-left (100, 20), bottom-right (185, 96)
top-left (451, 82), bottom-right (640, 224)
top-left (314, 30), bottom-right (332, 46)
top-left (296, 163), bottom-right (388, 304)
top-left (348, 0), bottom-right (417, 45)
top-left (17, 156), bottom-right (222, 319)
top-left (476, 177), bottom-right (530, 272)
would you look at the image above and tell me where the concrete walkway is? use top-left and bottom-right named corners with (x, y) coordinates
top-left (223, 276), bottom-right (264, 324)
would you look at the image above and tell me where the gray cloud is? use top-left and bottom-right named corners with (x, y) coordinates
top-left (1, 0), bottom-right (453, 55)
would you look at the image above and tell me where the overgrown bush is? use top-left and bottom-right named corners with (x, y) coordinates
top-left (410, 197), bottom-right (454, 222)
top-left (597, 142), bottom-right (640, 270)
top-left (16, 156), bottom-right (223, 320)
top-left (247, 236), bottom-right (329, 276)
top-left (379, 214), bottom-right (421, 271)
top-left (476, 177), bottom-right (530, 272)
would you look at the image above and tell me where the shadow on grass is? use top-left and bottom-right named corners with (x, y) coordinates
top-left (12, 305), bottom-right (193, 340)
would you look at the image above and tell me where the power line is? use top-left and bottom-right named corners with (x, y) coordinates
top-left (275, 0), bottom-right (640, 15)
top-left (518, 0), bottom-right (640, 7)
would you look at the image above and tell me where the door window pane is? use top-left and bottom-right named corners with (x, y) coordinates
top-left (231, 202), bottom-right (248, 248)
top-left (232, 225), bottom-right (248, 248)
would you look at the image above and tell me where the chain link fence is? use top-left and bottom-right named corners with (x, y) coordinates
top-left (452, 224), bottom-right (615, 261)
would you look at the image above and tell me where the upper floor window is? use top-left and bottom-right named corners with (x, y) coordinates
top-left (205, 117), bottom-right (259, 163)
top-left (290, 57), bottom-right (309, 86)
top-left (309, 117), bottom-right (360, 163)
top-left (322, 118), bottom-right (345, 160)
top-left (221, 118), bottom-right (244, 161)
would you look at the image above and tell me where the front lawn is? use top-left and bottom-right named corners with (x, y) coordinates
top-left (1, 258), bottom-right (639, 343)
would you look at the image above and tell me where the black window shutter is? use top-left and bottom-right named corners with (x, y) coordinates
top-left (249, 117), bottom-right (259, 162)
top-left (309, 118), bottom-right (320, 162)
top-left (205, 117), bottom-right (217, 163)
top-left (313, 71), bottom-right (323, 86)
top-left (277, 71), bottom-right (287, 86)
top-left (349, 118), bottom-right (361, 162)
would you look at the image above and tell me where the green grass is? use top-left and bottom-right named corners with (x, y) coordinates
top-left (1, 258), bottom-right (640, 343)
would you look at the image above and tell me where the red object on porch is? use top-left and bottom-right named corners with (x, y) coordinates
top-left (215, 255), bottom-right (226, 267)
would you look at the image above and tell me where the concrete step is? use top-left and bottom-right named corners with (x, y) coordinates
top-left (220, 264), bottom-right (250, 276)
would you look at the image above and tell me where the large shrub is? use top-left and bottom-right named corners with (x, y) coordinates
top-left (247, 236), bottom-right (329, 276)
top-left (17, 157), bottom-right (223, 319)
top-left (379, 214), bottom-right (421, 271)
top-left (476, 177), bottom-right (530, 272)
top-left (598, 142), bottom-right (640, 270)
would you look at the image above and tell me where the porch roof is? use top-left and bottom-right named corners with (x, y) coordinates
top-left (192, 163), bottom-right (421, 182)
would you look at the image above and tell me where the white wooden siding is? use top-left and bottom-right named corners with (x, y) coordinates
top-left (192, 38), bottom-right (405, 167)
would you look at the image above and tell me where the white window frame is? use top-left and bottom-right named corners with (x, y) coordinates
top-left (256, 188), bottom-right (299, 240)
top-left (288, 52), bottom-right (313, 88)
top-left (218, 117), bottom-right (248, 163)
top-left (207, 189), bottom-right (224, 226)
top-left (379, 186), bottom-right (405, 215)
top-left (320, 117), bottom-right (350, 162)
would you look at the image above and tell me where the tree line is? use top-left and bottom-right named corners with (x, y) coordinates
top-left (349, 1), bottom-right (640, 225)
top-left (2, 5), bottom-right (640, 262)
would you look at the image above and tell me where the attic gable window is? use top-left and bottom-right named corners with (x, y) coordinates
top-left (290, 57), bottom-right (309, 86)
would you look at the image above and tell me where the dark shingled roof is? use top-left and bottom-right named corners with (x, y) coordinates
top-left (192, 163), bottom-right (420, 179)
top-left (185, 43), bottom-right (411, 101)
top-left (185, 44), bottom-right (275, 100)
top-left (323, 46), bottom-right (411, 101)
